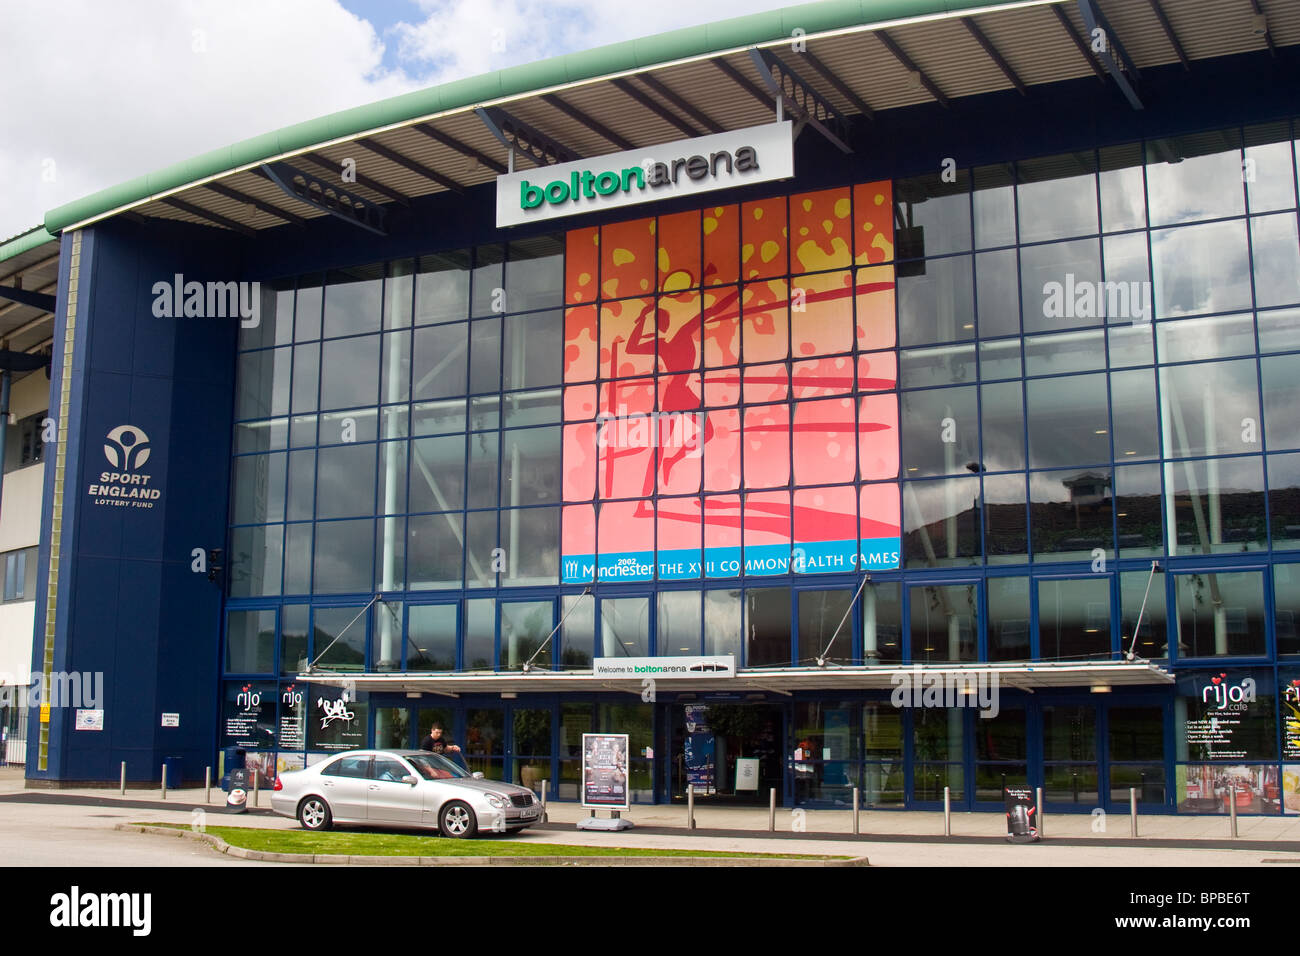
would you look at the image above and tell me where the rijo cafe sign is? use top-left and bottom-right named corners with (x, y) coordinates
top-left (495, 122), bottom-right (794, 227)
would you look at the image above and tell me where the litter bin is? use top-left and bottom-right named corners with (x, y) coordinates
top-left (221, 747), bottom-right (246, 792)
top-left (163, 756), bottom-right (184, 790)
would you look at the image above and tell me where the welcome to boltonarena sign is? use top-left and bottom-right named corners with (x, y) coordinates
top-left (496, 122), bottom-right (794, 227)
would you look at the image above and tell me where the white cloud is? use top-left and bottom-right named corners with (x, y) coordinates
top-left (1, 0), bottom-right (793, 240)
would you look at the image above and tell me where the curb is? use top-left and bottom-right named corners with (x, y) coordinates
top-left (115, 824), bottom-right (869, 866)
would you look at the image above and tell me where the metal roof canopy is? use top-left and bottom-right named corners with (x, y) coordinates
top-left (301, 660), bottom-right (1174, 697)
top-left (28, 0), bottom-right (1300, 241)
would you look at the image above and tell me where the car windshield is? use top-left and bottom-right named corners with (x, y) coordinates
top-left (405, 752), bottom-right (471, 780)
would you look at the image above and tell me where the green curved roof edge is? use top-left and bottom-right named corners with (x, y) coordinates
top-left (0, 226), bottom-right (58, 265)
top-left (43, 0), bottom-right (1027, 235)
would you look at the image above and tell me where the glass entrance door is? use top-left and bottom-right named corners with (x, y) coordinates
top-left (669, 702), bottom-right (783, 804)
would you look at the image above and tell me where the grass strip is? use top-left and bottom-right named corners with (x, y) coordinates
top-left (137, 823), bottom-right (845, 859)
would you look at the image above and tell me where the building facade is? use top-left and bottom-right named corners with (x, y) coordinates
top-left (12, 0), bottom-right (1300, 815)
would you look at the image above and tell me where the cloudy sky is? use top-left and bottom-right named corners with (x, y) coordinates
top-left (1, 0), bottom-right (797, 241)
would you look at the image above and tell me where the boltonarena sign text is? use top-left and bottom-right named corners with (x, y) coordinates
top-left (496, 122), bottom-right (794, 227)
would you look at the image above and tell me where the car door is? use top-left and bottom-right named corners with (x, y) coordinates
top-left (318, 755), bottom-right (371, 822)
top-left (366, 755), bottom-right (424, 825)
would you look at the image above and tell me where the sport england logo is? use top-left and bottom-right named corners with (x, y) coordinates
top-left (103, 425), bottom-right (150, 471)
top-left (88, 425), bottom-right (161, 510)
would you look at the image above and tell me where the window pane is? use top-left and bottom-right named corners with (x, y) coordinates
top-left (1099, 143), bottom-right (1146, 232)
top-left (315, 443), bottom-right (376, 519)
top-left (1109, 706), bottom-right (1165, 761)
top-left (505, 235), bottom-right (564, 313)
top-left (1273, 563), bottom-right (1300, 656)
top-left (313, 519), bottom-right (374, 594)
top-left (1037, 577), bottom-right (1110, 661)
top-left (231, 453), bottom-right (285, 525)
top-left (914, 706), bottom-right (964, 761)
top-left (1268, 453), bottom-right (1300, 550)
top-left (280, 604), bottom-right (308, 675)
top-left (502, 427), bottom-right (561, 504)
top-left (973, 164), bottom-right (1016, 249)
top-left (903, 477), bottom-right (980, 569)
top-left (1151, 220), bottom-right (1251, 318)
top-left (1023, 329), bottom-right (1106, 377)
top-left (413, 323), bottom-right (468, 399)
top-left (290, 342), bottom-right (319, 412)
top-left (975, 249), bottom-right (1020, 338)
top-left (1263, 354), bottom-right (1300, 451)
top-left (463, 598), bottom-right (495, 670)
top-left (987, 576), bottom-right (1031, 661)
top-left (561, 593), bottom-right (595, 668)
top-left (1021, 238), bottom-right (1102, 333)
top-left (470, 317), bottom-right (501, 393)
top-left (909, 583), bottom-right (976, 662)
top-left (1115, 462), bottom-right (1163, 558)
top-left (601, 596), bottom-right (650, 658)
top-left (1120, 567), bottom-right (1167, 659)
top-left (1166, 456), bottom-right (1265, 554)
top-left (1043, 705), bottom-right (1096, 761)
top-left (898, 256), bottom-right (974, 346)
top-left (861, 581), bottom-right (902, 663)
top-left (294, 277), bottom-right (322, 342)
top-left (1031, 468), bottom-right (1113, 562)
top-left (1146, 132), bottom-right (1244, 226)
top-left (500, 507), bottom-right (560, 586)
top-left (798, 589), bottom-right (853, 665)
top-left (504, 310), bottom-right (563, 390)
top-left (1244, 123), bottom-right (1297, 213)
top-left (1016, 153), bottom-right (1097, 243)
top-left (225, 609), bottom-right (276, 674)
top-left (1157, 313), bottom-right (1255, 363)
top-left (410, 435), bottom-right (465, 514)
top-left (1159, 360), bottom-right (1259, 459)
top-left (471, 245), bottom-right (505, 318)
top-left (1174, 570), bottom-right (1266, 658)
top-left (383, 259), bottom-right (414, 329)
top-left (1026, 373), bottom-right (1110, 468)
top-left (901, 385), bottom-right (978, 477)
top-left (1110, 368), bottom-right (1159, 462)
top-left (500, 600), bottom-right (554, 670)
top-left (658, 590), bottom-right (702, 656)
top-left (236, 347), bottom-right (292, 420)
top-left (984, 473), bottom-right (1027, 564)
top-left (313, 605), bottom-right (367, 671)
top-left (407, 604), bottom-right (457, 671)
top-left (415, 250), bottom-right (471, 325)
top-left (894, 172), bottom-right (971, 257)
top-left (704, 588), bottom-right (742, 659)
top-left (1102, 231), bottom-right (1151, 324)
top-left (745, 588), bottom-right (790, 667)
top-left (283, 523), bottom-right (311, 594)
top-left (407, 513), bottom-right (465, 590)
top-left (323, 266), bottom-right (382, 338)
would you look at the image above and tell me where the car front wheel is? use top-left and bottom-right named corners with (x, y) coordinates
top-left (439, 800), bottom-right (478, 839)
top-left (298, 796), bottom-right (333, 831)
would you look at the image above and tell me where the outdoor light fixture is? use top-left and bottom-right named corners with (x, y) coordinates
top-left (501, 692), bottom-right (517, 699)
top-left (1090, 685), bottom-right (1112, 693)
top-left (405, 692), bottom-right (422, 699)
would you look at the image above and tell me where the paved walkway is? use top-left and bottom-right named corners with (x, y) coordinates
top-left (5, 767), bottom-right (1300, 865)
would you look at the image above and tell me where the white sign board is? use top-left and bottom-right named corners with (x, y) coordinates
top-left (735, 757), bottom-right (761, 791)
top-left (74, 709), bottom-right (104, 731)
top-left (160, 713), bottom-right (180, 727)
top-left (496, 122), bottom-right (794, 227)
top-left (592, 656), bottom-right (736, 679)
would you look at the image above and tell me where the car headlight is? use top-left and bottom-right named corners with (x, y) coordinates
top-left (486, 793), bottom-right (506, 809)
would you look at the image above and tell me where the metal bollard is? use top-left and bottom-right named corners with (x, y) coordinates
top-left (120, 761), bottom-right (126, 795)
top-left (540, 779), bottom-right (548, 814)
top-left (687, 784), bottom-right (695, 830)
top-left (253, 771), bottom-right (259, 808)
top-left (853, 787), bottom-right (860, 835)
top-left (943, 786), bottom-right (951, 836)
top-left (1036, 787), bottom-right (1044, 838)
top-left (768, 787), bottom-right (776, 832)
top-left (160, 763), bottom-right (167, 800)
top-left (205, 766), bottom-right (211, 804)
top-left (1229, 787), bottom-right (1238, 838)
top-left (1130, 787), bottom-right (1138, 837)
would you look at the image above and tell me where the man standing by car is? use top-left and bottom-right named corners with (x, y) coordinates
top-left (420, 724), bottom-right (462, 756)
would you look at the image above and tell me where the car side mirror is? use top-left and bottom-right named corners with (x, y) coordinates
top-left (402, 775), bottom-right (418, 786)
top-left (472, 771), bottom-right (485, 779)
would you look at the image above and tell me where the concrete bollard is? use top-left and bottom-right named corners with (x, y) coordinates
top-left (687, 784), bottom-right (695, 830)
top-left (1130, 787), bottom-right (1138, 837)
top-left (943, 786), bottom-right (951, 836)
top-left (853, 787), bottom-right (860, 835)
top-left (768, 787), bottom-right (776, 832)
top-left (205, 766), bottom-right (212, 804)
top-left (1036, 787), bottom-right (1044, 838)
top-left (253, 770), bottom-right (259, 808)
top-left (160, 763), bottom-right (167, 800)
top-left (1229, 787), bottom-right (1238, 838)
top-left (120, 761), bottom-right (126, 795)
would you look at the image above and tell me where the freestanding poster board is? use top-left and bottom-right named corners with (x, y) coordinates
top-left (577, 733), bottom-right (634, 831)
top-left (1004, 786), bottom-right (1040, 843)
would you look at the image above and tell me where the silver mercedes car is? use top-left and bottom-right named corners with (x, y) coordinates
top-left (271, 749), bottom-right (542, 838)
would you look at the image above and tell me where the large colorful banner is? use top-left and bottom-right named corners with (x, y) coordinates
top-left (560, 182), bottom-right (901, 583)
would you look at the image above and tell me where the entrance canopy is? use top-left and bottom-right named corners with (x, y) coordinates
top-left (300, 659), bottom-right (1173, 697)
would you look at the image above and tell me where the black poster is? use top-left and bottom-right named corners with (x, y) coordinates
top-left (307, 688), bottom-right (367, 752)
top-left (221, 682), bottom-right (276, 750)
top-left (1004, 786), bottom-right (1039, 843)
top-left (277, 682), bottom-right (306, 751)
top-left (1282, 672), bottom-right (1300, 760)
